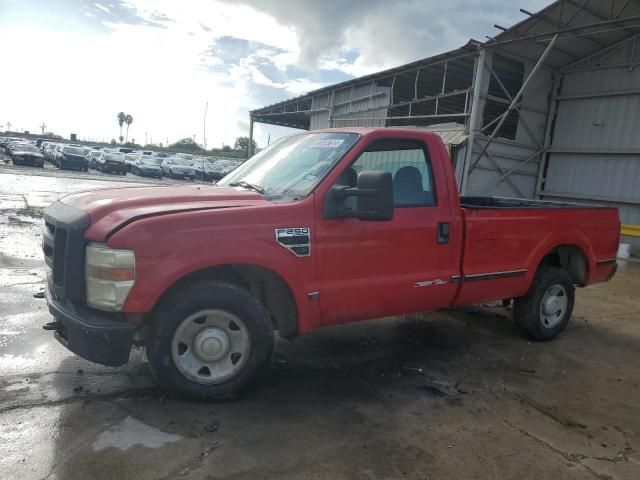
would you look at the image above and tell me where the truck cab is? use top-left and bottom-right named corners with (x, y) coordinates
top-left (42, 128), bottom-right (619, 400)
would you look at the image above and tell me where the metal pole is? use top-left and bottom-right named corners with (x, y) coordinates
top-left (536, 75), bottom-right (561, 198)
top-left (247, 114), bottom-right (254, 159)
top-left (460, 49), bottom-right (487, 194)
top-left (468, 34), bottom-right (558, 174)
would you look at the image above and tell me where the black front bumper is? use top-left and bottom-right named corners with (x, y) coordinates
top-left (45, 286), bottom-right (135, 366)
top-left (102, 163), bottom-right (127, 174)
top-left (138, 169), bottom-right (163, 178)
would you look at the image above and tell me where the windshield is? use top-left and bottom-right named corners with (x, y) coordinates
top-left (140, 157), bottom-right (158, 166)
top-left (172, 158), bottom-right (192, 166)
top-left (218, 132), bottom-right (359, 197)
top-left (104, 153), bottom-right (124, 161)
top-left (213, 160), bottom-right (238, 169)
top-left (63, 146), bottom-right (85, 155)
top-left (16, 145), bottom-right (40, 153)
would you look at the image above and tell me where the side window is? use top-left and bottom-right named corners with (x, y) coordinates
top-left (350, 139), bottom-right (436, 207)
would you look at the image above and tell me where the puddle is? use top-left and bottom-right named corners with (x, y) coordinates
top-left (92, 416), bottom-right (183, 451)
top-left (0, 354), bottom-right (39, 370)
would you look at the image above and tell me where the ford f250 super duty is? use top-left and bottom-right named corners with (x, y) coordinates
top-left (42, 128), bottom-right (620, 400)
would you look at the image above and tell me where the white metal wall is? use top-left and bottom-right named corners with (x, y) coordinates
top-left (541, 37), bottom-right (640, 248)
top-left (309, 82), bottom-right (390, 129)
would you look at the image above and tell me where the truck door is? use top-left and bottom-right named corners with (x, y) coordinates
top-left (315, 137), bottom-right (459, 326)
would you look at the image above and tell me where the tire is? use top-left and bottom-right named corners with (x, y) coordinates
top-left (513, 266), bottom-right (575, 341)
top-left (146, 281), bottom-right (274, 400)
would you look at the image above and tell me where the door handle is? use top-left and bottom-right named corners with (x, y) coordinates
top-left (437, 222), bottom-right (450, 244)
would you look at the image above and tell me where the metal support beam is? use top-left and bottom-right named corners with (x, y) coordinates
top-left (331, 88), bottom-right (471, 123)
top-left (615, 0), bottom-right (632, 20)
top-left (460, 48), bottom-right (489, 194)
top-left (519, 5), bottom-right (607, 48)
top-left (547, 147), bottom-right (640, 155)
top-left (485, 15), bottom-right (640, 48)
top-left (563, 31), bottom-right (640, 70)
top-left (332, 113), bottom-right (469, 123)
top-left (478, 140), bottom-right (528, 197)
top-left (536, 75), bottom-right (561, 198)
top-left (485, 65), bottom-right (544, 149)
top-left (476, 149), bottom-right (543, 195)
top-left (541, 189), bottom-right (640, 206)
top-left (247, 115), bottom-right (254, 159)
top-left (555, 87), bottom-right (640, 100)
top-left (565, 0), bottom-right (637, 36)
top-left (468, 35), bottom-right (558, 175)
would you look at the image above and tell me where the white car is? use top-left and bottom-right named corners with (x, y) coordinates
top-left (162, 156), bottom-right (195, 179)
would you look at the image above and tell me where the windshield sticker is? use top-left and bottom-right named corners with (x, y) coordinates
top-left (311, 139), bottom-right (344, 148)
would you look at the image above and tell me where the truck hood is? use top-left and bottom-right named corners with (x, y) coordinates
top-left (60, 184), bottom-right (265, 241)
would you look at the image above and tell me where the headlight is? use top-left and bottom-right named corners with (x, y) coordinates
top-left (85, 243), bottom-right (135, 311)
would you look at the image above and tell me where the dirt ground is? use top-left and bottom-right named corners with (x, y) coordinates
top-left (1, 168), bottom-right (639, 480)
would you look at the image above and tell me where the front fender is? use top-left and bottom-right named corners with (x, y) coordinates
top-left (105, 203), bottom-right (318, 329)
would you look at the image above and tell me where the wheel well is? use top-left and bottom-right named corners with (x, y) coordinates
top-left (539, 245), bottom-right (587, 285)
top-left (155, 264), bottom-right (299, 338)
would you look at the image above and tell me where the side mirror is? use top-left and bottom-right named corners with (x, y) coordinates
top-left (323, 171), bottom-right (394, 221)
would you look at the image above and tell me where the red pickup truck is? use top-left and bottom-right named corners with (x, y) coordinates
top-left (42, 128), bottom-right (620, 399)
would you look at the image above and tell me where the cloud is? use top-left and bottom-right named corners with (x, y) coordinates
top-left (0, 0), bottom-right (553, 148)
top-left (0, 0), bottom-right (169, 33)
top-left (218, 0), bottom-right (551, 71)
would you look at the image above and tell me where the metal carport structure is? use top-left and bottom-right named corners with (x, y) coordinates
top-left (249, 0), bottom-right (640, 252)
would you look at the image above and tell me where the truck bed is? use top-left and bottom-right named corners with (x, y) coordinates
top-left (460, 196), bottom-right (606, 210)
top-left (452, 198), bottom-right (619, 307)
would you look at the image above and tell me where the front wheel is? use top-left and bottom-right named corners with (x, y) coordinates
top-left (513, 266), bottom-right (575, 341)
top-left (146, 281), bottom-right (274, 400)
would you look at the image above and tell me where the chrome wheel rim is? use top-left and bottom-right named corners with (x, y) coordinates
top-left (171, 309), bottom-right (251, 385)
top-left (539, 284), bottom-right (568, 329)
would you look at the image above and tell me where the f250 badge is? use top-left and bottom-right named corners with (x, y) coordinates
top-left (275, 227), bottom-right (311, 257)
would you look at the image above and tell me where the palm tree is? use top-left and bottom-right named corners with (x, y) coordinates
top-left (125, 114), bottom-right (133, 143)
top-left (117, 112), bottom-right (126, 142)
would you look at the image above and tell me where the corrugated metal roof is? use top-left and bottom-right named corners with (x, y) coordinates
top-left (484, 0), bottom-right (640, 69)
top-left (251, 42), bottom-right (478, 119)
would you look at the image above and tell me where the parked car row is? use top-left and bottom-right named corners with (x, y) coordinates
top-left (1, 136), bottom-right (243, 181)
top-left (193, 158), bottom-right (243, 181)
top-left (1, 137), bottom-right (45, 167)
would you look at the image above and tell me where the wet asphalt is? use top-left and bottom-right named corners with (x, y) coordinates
top-left (1, 163), bottom-right (639, 480)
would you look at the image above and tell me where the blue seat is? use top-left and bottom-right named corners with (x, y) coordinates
top-left (393, 166), bottom-right (430, 205)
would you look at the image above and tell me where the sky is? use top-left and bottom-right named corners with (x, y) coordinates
top-left (0, 0), bottom-right (550, 148)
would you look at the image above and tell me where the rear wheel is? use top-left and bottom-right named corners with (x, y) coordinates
top-left (513, 266), bottom-right (575, 341)
top-left (146, 281), bottom-right (274, 400)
